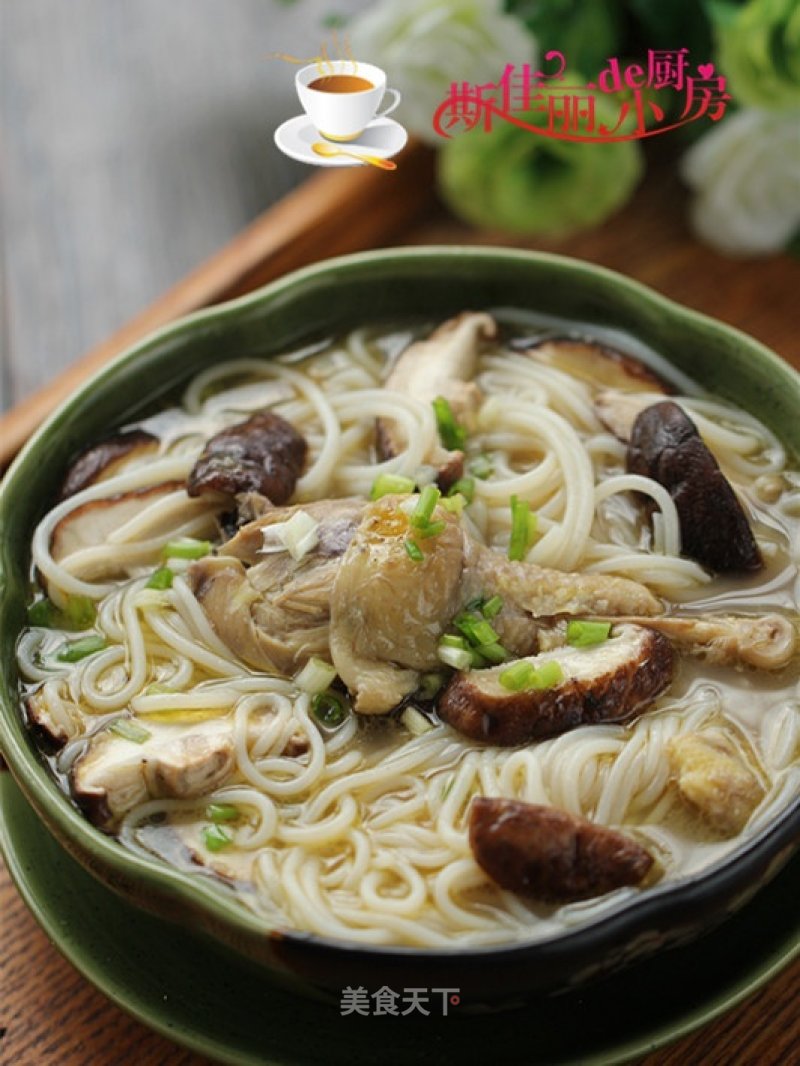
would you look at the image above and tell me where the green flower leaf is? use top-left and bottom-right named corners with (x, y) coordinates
top-left (504, 0), bottom-right (623, 78)
top-left (713, 0), bottom-right (800, 110)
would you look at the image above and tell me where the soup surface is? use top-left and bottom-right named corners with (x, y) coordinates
top-left (18, 313), bottom-right (800, 947)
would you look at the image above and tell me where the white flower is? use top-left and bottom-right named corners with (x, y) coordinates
top-left (349, 0), bottom-right (536, 145)
top-left (681, 109), bottom-right (800, 257)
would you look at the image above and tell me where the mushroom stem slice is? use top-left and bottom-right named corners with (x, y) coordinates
top-left (376, 312), bottom-right (496, 486)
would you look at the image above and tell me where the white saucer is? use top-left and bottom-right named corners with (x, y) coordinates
top-left (274, 114), bottom-right (408, 167)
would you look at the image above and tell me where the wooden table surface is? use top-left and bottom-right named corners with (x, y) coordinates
top-left (2, 5), bottom-right (800, 1065)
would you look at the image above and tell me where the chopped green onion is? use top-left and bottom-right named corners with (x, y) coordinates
top-left (508, 496), bottom-right (538, 562)
top-left (370, 473), bottom-right (415, 500)
top-left (206, 803), bottom-right (239, 824)
top-left (27, 598), bottom-right (56, 627)
top-left (294, 657), bottom-right (338, 695)
top-left (108, 718), bottom-right (151, 743)
top-left (534, 660), bottom-right (564, 689)
top-left (146, 566), bottom-right (174, 590)
top-left (432, 396), bottom-right (467, 450)
top-left (566, 620), bottom-right (612, 647)
top-left (441, 777), bottom-right (454, 800)
top-left (455, 614), bottom-right (500, 647)
top-left (416, 519), bottom-right (446, 539)
top-left (440, 633), bottom-right (469, 650)
top-left (202, 824), bottom-right (233, 852)
top-left (476, 641), bottom-right (510, 665)
top-left (499, 659), bottom-right (564, 692)
top-left (163, 537), bottom-right (211, 560)
top-left (481, 595), bottom-right (503, 619)
top-left (401, 706), bottom-right (434, 736)
top-left (278, 510), bottom-right (320, 561)
top-left (56, 635), bottom-right (107, 663)
top-left (418, 672), bottom-right (445, 700)
top-left (63, 596), bottom-right (97, 629)
top-left (28, 595), bottom-right (97, 630)
top-left (498, 661), bottom-right (537, 691)
top-left (468, 648), bottom-right (488, 669)
top-left (404, 539), bottom-right (424, 562)
top-left (311, 690), bottom-right (347, 727)
top-left (437, 644), bottom-right (473, 671)
top-left (447, 477), bottom-right (475, 503)
top-left (410, 484), bottom-right (441, 528)
top-left (440, 494), bottom-right (466, 516)
top-left (470, 454), bottom-right (494, 480)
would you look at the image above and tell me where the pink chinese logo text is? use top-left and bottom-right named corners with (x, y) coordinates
top-left (433, 49), bottom-right (731, 142)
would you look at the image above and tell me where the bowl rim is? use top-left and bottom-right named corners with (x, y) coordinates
top-left (1, 244), bottom-right (799, 964)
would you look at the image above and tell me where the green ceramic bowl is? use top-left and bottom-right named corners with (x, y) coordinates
top-left (1, 247), bottom-right (799, 1006)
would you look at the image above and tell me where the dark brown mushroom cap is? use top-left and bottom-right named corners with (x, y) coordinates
top-left (187, 410), bottom-right (307, 504)
top-left (59, 429), bottom-right (158, 499)
top-left (469, 798), bottom-right (654, 902)
top-left (626, 401), bottom-right (762, 573)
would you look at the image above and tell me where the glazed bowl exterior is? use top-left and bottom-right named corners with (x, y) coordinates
top-left (1, 247), bottom-right (799, 1005)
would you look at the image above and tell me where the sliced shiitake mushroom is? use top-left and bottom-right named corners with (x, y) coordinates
top-left (376, 312), bottom-right (494, 490)
top-left (187, 410), bottom-right (307, 504)
top-left (521, 338), bottom-right (670, 394)
top-left (469, 797), bottom-right (654, 902)
top-left (438, 624), bottom-right (674, 746)
top-left (59, 429), bottom-right (159, 499)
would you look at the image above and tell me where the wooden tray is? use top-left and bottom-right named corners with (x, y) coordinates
top-left (2, 142), bottom-right (800, 1066)
top-left (2, 140), bottom-right (798, 468)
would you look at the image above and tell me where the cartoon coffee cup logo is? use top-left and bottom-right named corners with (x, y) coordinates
top-left (275, 56), bottom-right (407, 170)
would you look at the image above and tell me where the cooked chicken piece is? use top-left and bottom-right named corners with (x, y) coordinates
top-left (189, 555), bottom-right (333, 675)
top-left (610, 613), bottom-right (797, 671)
top-left (469, 798), bottom-right (654, 902)
top-left (330, 496), bottom-right (466, 713)
top-left (50, 482), bottom-right (218, 580)
top-left (60, 429), bottom-right (159, 499)
top-left (522, 338), bottom-right (669, 393)
top-left (667, 732), bottom-right (764, 836)
top-left (376, 312), bottom-right (495, 488)
top-left (192, 493), bottom-right (665, 708)
top-left (187, 410), bottom-right (307, 503)
top-left (72, 719), bottom-right (236, 829)
top-left (627, 401), bottom-right (762, 573)
top-left (463, 539), bottom-right (663, 619)
top-left (191, 489), bottom-right (794, 720)
top-left (438, 625), bottom-right (674, 745)
top-left (187, 498), bottom-right (363, 675)
top-left (223, 497), bottom-right (363, 566)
